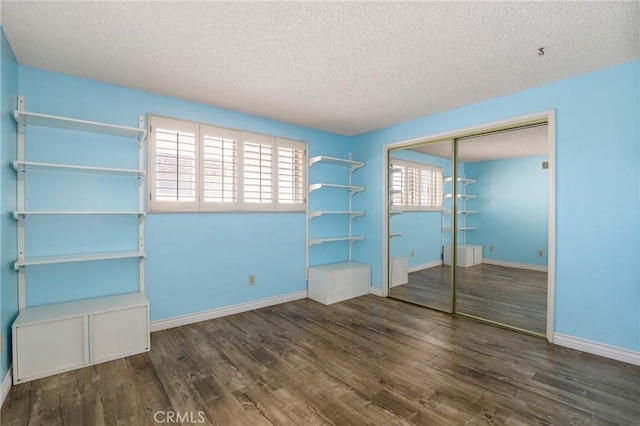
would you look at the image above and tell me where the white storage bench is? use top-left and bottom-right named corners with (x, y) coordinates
top-left (308, 262), bottom-right (371, 305)
top-left (12, 292), bottom-right (150, 384)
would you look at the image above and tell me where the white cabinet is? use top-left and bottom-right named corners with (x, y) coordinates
top-left (390, 256), bottom-right (409, 287)
top-left (13, 293), bottom-right (149, 383)
top-left (308, 262), bottom-right (371, 305)
top-left (15, 316), bottom-right (87, 380)
top-left (90, 305), bottom-right (149, 363)
top-left (11, 95), bottom-right (150, 383)
top-left (443, 244), bottom-right (483, 267)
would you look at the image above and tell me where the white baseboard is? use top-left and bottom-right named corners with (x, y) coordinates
top-left (482, 258), bottom-right (548, 272)
top-left (554, 333), bottom-right (640, 366)
top-left (150, 290), bottom-right (307, 333)
top-left (408, 260), bottom-right (442, 273)
top-left (1, 366), bottom-right (12, 408)
top-left (369, 286), bottom-right (384, 297)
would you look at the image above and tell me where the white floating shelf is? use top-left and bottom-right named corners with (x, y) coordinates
top-left (390, 211), bottom-right (403, 216)
top-left (308, 236), bottom-right (365, 247)
top-left (444, 194), bottom-right (477, 199)
top-left (308, 211), bottom-right (365, 219)
top-left (14, 250), bottom-right (146, 270)
top-left (308, 156), bottom-right (364, 171)
top-left (444, 177), bottom-right (477, 184)
top-left (442, 227), bottom-right (477, 233)
top-left (442, 210), bottom-right (477, 215)
top-left (308, 183), bottom-right (365, 194)
top-left (14, 110), bottom-right (146, 140)
top-left (14, 211), bottom-right (146, 219)
top-left (14, 161), bottom-right (145, 176)
top-left (390, 233), bottom-right (402, 238)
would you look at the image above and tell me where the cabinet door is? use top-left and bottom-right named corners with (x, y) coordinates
top-left (89, 306), bottom-right (149, 363)
top-left (16, 317), bottom-right (87, 381)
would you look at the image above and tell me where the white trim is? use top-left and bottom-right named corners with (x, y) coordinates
top-left (546, 112), bottom-right (556, 343)
top-left (554, 333), bottom-right (640, 366)
top-left (382, 110), bottom-right (556, 342)
top-left (369, 286), bottom-right (384, 297)
top-left (1, 366), bottom-right (12, 408)
top-left (481, 259), bottom-right (548, 272)
top-left (408, 260), bottom-right (442, 273)
top-left (150, 291), bottom-right (307, 332)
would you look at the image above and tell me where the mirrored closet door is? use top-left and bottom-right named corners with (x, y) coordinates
top-left (453, 125), bottom-right (549, 335)
top-left (388, 140), bottom-right (453, 312)
top-left (387, 123), bottom-right (549, 336)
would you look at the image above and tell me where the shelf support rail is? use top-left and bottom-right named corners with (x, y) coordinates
top-left (17, 95), bottom-right (26, 310)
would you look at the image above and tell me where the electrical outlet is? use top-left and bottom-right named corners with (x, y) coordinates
top-left (538, 250), bottom-right (544, 257)
top-left (411, 250), bottom-right (415, 257)
top-left (249, 275), bottom-right (256, 285)
top-left (489, 245), bottom-right (494, 252)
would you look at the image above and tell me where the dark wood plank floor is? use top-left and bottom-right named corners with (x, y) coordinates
top-left (390, 264), bottom-right (547, 334)
top-left (3, 296), bottom-right (638, 425)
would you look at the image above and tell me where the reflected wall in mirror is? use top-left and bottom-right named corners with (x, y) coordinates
top-left (454, 124), bottom-right (549, 335)
top-left (388, 140), bottom-right (453, 311)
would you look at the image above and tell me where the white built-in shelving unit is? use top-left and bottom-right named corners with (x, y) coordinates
top-left (442, 176), bottom-right (482, 267)
top-left (306, 155), bottom-right (370, 304)
top-left (11, 95), bottom-right (150, 384)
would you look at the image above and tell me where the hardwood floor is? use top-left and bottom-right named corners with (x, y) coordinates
top-left (3, 296), bottom-right (638, 425)
top-left (390, 264), bottom-right (547, 334)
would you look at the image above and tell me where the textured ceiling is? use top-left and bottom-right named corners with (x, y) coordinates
top-left (2, 2), bottom-right (638, 135)
top-left (408, 125), bottom-right (548, 163)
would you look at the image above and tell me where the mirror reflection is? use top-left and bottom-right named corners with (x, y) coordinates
top-left (388, 139), bottom-right (452, 311)
top-left (454, 125), bottom-right (549, 334)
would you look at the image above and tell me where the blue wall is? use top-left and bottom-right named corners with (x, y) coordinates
top-left (353, 60), bottom-right (640, 352)
top-left (17, 66), bottom-right (353, 321)
top-left (465, 156), bottom-right (548, 266)
top-left (0, 28), bottom-right (18, 380)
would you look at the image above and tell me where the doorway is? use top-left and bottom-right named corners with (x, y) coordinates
top-left (383, 111), bottom-right (555, 339)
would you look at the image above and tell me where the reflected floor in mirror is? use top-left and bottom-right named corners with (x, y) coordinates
top-left (389, 264), bottom-right (547, 335)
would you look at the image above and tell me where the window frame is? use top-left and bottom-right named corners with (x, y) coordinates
top-left (148, 115), bottom-right (307, 213)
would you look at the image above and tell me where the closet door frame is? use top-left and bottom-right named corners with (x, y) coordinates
top-left (382, 110), bottom-right (555, 342)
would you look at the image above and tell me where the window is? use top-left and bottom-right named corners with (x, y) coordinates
top-left (149, 116), bottom-right (306, 212)
top-left (390, 159), bottom-right (443, 211)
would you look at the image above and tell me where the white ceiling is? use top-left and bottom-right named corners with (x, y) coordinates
top-left (2, 2), bottom-right (638, 136)
top-left (408, 124), bottom-right (548, 163)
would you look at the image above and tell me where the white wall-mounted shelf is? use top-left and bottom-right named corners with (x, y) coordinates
top-left (14, 161), bottom-right (145, 177)
top-left (14, 211), bottom-right (146, 219)
top-left (444, 177), bottom-right (477, 185)
top-left (308, 211), bottom-right (365, 219)
top-left (309, 155), bottom-right (364, 171)
top-left (14, 250), bottom-right (146, 270)
top-left (445, 193), bottom-right (477, 200)
top-left (390, 233), bottom-right (402, 238)
top-left (12, 95), bottom-right (150, 384)
top-left (442, 210), bottom-right (477, 215)
top-left (308, 183), bottom-right (364, 194)
top-left (14, 110), bottom-right (146, 140)
top-left (308, 236), bottom-right (365, 247)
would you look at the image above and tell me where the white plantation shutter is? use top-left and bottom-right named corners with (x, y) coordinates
top-left (276, 137), bottom-right (306, 211)
top-left (390, 159), bottom-right (443, 211)
top-left (406, 165), bottom-right (420, 210)
top-left (149, 116), bottom-right (199, 211)
top-left (148, 115), bottom-right (307, 212)
top-left (390, 161), bottom-right (405, 211)
top-left (201, 125), bottom-right (239, 209)
top-left (242, 133), bottom-right (275, 209)
top-left (419, 166), bottom-right (443, 209)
